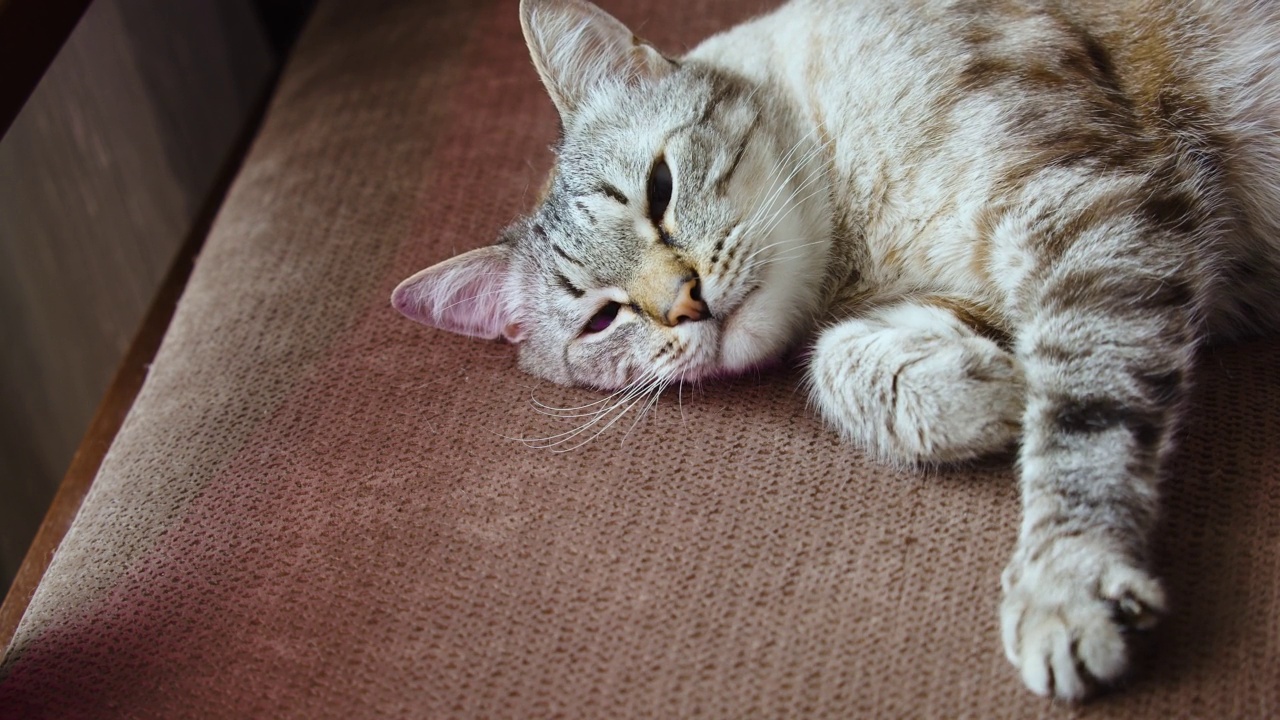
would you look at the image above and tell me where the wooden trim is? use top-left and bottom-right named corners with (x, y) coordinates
top-left (0, 225), bottom-right (196, 652)
top-left (0, 0), bottom-right (96, 138)
top-left (0, 78), bottom-right (278, 654)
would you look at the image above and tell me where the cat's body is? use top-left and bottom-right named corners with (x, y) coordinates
top-left (394, 0), bottom-right (1280, 700)
top-left (699, 0), bottom-right (1280, 337)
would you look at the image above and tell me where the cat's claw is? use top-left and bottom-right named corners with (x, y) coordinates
top-left (1000, 545), bottom-right (1165, 701)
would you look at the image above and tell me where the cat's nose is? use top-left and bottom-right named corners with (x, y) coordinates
top-left (665, 277), bottom-right (710, 326)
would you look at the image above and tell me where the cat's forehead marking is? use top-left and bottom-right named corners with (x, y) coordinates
top-left (553, 271), bottom-right (585, 298)
top-left (529, 190), bottom-right (630, 290)
top-left (596, 182), bottom-right (628, 205)
top-left (550, 241), bottom-right (585, 267)
top-left (714, 112), bottom-right (759, 195)
top-left (573, 198), bottom-right (597, 225)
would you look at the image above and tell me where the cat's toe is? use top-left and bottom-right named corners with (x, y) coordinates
top-left (1000, 552), bottom-right (1165, 701)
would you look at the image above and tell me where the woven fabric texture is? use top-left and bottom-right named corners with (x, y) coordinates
top-left (2, 1), bottom-right (1277, 717)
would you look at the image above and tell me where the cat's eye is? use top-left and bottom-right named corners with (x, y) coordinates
top-left (647, 157), bottom-right (673, 226)
top-left (583, 301), bottom-right (621, 334)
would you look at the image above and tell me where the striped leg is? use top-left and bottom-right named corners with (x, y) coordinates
top-left (1000, 260), bottom-right (1197, 700)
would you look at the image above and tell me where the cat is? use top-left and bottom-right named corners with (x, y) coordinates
top-left (392, 0), bottom-right (1280, 700)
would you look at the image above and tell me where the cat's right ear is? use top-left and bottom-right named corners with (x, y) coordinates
top-left (392, 245), bottom-right (524, 343)
top-left (520, 0), bottom-right (675, 118)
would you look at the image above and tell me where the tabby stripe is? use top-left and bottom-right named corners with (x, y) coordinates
top-left (669, 81), bottom-right (737, 138)
top-left (715, 116), bottom-right (758, 195)
top-left (1139, 189), bottom-right (1203, 236)
top-left (1029, 339), bottom-right (1091, 364)
top-left (596, 183), bottom-right (628, 205)
top-left (1040, 269), bottom-right (1195, 318)
top-left (554, 272), bottom-right (584, 298)
top-left (552, 244), bottom-right (585, 267)
top-left (698, 82), bottom-right (733, 124)
top-left (1047, 396), bottom-right (1162, 449)
top-left (1133, 368), bottom-right (1183, 406)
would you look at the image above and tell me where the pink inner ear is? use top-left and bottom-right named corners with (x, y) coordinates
top-left (391, 246), bottom-right (516, 341)
top-left (502, 322), bottom-right (526, 343)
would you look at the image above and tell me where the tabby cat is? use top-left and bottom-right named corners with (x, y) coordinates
top-left (393, 0), bottom-right (1280, 700)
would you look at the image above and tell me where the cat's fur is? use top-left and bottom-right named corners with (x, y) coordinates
top-left (393, 0), bottom-right (1280, 700)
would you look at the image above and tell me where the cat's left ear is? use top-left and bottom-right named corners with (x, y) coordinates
top-left (392, 245), bottom-right (525, 343)
top-left (520, 0), bottom-right (676, 118)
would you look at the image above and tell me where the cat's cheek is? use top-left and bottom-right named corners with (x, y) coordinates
top-left (717, 306), bottom-right (791, 376)
top-left (719, 332), bottom-right (771, 375)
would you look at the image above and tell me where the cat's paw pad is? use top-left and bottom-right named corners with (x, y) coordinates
top-left (1000, 547), bottom-right (1165, 700)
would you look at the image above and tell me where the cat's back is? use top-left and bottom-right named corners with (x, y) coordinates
top-left (693, 0), bottom-right (1280, 327)
top-left (694, 0), bottom-right (1280, 188)
top-left (749, 0), bottom-right (1280, 149)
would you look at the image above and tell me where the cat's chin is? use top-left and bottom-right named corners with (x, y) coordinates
top-left (712, 285), bottom-right (803, 378)
top-left (699, 326), bottom-right (785, 383)
top-left (703, 352), bottom-right (789, 383)
top-left (716, 328), bottom-right (789, 377)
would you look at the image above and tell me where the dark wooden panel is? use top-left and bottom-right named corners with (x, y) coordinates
top-left (0, 0), bottom-right (274, 600)
top-left (0, 0), bottom-right (95, 137)
top-left (252, 0), bottom-right (317, 56)
top-left (0, 226), bottom-right (198, 652)
top-left (0, 74), bottom-right (277, 651)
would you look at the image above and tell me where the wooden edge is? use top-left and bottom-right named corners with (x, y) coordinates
top-left (0, 0), bottom-right (95, 138)
top-left (0, 224), bottom-right (195, 653)
top-left (0, 75), bottom-right (279, 655)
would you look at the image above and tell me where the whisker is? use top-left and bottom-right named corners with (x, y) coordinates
top-left (737, 239), bottom-right (830, 277)
top-left (514, 366), bottom-right (670, 445)
top-left (751, 161), bottom-right (831, 240)
top-left (621, 377), bottom-right (669, 445)
top-left (678, 372), bottom-right (687, 424)
top-left (550, 376), bottom-right (668, 453)
top-left (511, 370), bottom-right (663, 446)
top-left (743, 131), bottom-right (829, 230)
top-left (528, 369), bottom-right (660, 417)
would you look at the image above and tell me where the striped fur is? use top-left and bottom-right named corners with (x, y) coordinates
top-left (394, 0), bottom-right (1280, 700)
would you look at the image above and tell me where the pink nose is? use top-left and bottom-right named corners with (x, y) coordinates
top-left (665, 277), bottom-right (709, 326)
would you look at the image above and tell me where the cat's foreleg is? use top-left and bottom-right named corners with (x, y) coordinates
top-left (807, 297), bottom-right (1024, 465)
top-left (1001, 267), bottom-right (1196, 700)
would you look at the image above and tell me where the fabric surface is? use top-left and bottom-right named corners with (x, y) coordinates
top-left (2, 0), bottom-right (1278, 717)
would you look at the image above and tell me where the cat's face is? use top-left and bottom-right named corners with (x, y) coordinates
top-left (393, 0), bottom-right (832, 390)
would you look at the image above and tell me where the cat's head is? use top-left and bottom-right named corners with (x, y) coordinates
top-left (394, 0), bottom-right (832, 390)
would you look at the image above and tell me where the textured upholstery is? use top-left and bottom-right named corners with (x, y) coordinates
top-left (1, 0), bottom-right (1277, 717)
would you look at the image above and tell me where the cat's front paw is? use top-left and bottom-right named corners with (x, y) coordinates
top-left (886, 335), bottom-right (1024, 463)
top-left (1000, 541), bottom-right (1165, 700)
